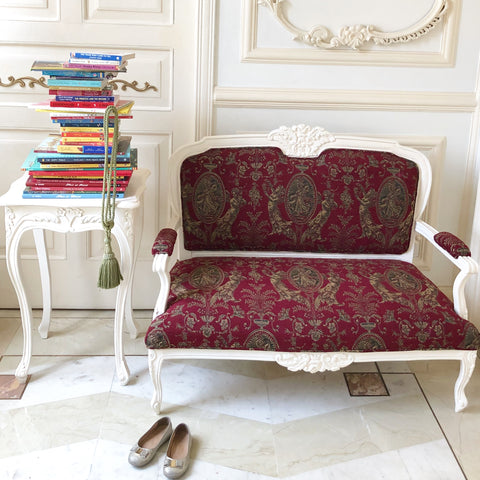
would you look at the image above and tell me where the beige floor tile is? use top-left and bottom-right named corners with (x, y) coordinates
top-left (408, 360), bottom-right (480, 480)
top-left (0, 316), bottom-right (21, 354)
top-left (4, 314), bottom-right (148, 356)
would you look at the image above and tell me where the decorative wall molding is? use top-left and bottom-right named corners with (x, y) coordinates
top-left (0, 76), bottom-right (48, 89)
top-left (107, 79), bottom-right (158, 93)
top-left (259, 0), bottom-right (447, 50)
top-left (242, 0), bottom-right (461, 66)
top-left (0, 75), bottom-right (158, 93)
top-left (214, 87), bottom-right (477, 112)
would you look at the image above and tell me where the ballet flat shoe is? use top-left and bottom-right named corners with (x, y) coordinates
top-left (163, 423), bottom-right (192, 479)
top-left (128, 417), bottom-right (173, 468)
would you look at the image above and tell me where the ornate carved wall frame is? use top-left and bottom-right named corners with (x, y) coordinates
top-left (243, 0), bottom-right (460, 66)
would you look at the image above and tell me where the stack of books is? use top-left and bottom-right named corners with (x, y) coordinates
top-left (21, 52), bottom-right (137, 199)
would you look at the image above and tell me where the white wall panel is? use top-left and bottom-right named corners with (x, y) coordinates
top-left (84, 0), bottom-right (173, 25)
top-left (243, 0), bottom-right (460, 66)
top-left (0, 0), bottom-right (60, 21)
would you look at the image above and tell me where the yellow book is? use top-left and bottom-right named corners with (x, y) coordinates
top-left (60, 136), bottom-right (115, 144)
top-left (61, 127), bottom-right (115, 133)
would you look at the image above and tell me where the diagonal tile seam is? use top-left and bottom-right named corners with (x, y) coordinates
top-left (263, 362), bottom-right (281, 479)
top-left (411, 371), bottom-right (468, 480)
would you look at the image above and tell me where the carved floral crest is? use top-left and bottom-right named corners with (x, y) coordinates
top-left (268, 124), bottom-right (335, 157)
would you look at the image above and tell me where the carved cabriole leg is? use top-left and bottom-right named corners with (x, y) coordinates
top-left (33, 228), bottom-right (51, 339)
top-left (116, 210), bottom-right (139, 340)
top-left (112, 221), bottom-right (132, 386)
top-left (454, 350), bottom-right (477, 412)
top-left (148, 349), bottom-right (164, 414)
top-left (5, 217), bottom-right (32, 383)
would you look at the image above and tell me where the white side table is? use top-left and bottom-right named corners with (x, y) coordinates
top-left (0, 168), bottom-right (150, 386)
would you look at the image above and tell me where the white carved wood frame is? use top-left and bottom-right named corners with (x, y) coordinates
top-left (242, 0), bottom-right (461, 66)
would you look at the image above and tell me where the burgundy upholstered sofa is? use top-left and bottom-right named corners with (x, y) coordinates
top-left (146, 125), bottom-right (480, 413)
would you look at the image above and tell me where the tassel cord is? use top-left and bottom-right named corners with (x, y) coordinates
top-left (98, 105), bottom-right (123, 289)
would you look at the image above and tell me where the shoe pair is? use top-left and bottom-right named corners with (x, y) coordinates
top-left (128, 417), bottom-right (192, 478)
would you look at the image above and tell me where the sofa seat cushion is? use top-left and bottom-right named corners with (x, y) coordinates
top-left (145, 257), bottom-right (480, 352)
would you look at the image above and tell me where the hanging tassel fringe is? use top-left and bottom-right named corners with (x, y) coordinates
top-left (97, 105), bottom-right (123, 289)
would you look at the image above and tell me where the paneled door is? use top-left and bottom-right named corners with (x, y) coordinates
top-left (0, 0), bottom-right (198, 309)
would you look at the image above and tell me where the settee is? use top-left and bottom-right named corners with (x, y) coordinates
top-left (145, 125), bottom-right (480, 413)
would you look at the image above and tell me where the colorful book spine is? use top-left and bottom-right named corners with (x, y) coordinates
top-left (55, 96), bottom-right (115, 102)
top-left (47, 79), bottom-right (106, 87)
top-left (65, 63), bottom-right (125, 71)
top-left (50, 100), bottom-right (114, 108)
top-left (56, 144), bottom-right (114, 154)
top-left (49, 89), bottom-right (113, 96)
top-left (69, 52), bottom-right (134, 62)
top-left (60, 127), bottom-right (114, 133)
top-left (41, 70), bottom-right (108, 78)
top-left (22, 189), bottom-right (125, 199)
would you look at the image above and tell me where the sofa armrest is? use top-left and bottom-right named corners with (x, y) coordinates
top-left (152, 228), bottom-right (178, 256)
top-left (416, 220), bottom-right (478, 319)
top-left (433, 232), bottom-right (471, 259)
top-left (152, 224), bottom-right (180, 317)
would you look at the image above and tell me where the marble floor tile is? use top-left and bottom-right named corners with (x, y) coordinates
top-left (0, 355), bottom-right (115, 410)
top-left (0, 311), bottom-right (478, 479)
top-left (0, 317), bottom-right (20, 355)
top-left (4, 313), bottom-right (149, 357)
top-left (0, 440), bottom-right (97, 480)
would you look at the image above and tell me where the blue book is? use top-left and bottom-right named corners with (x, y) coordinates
top-left (22, 189), bottom-right (125, 199)
top-left (47, 78), bottom-right (107, 87)
top-left (69, 52), bottom-right (135, 63)
top-left (41, 70), bottom-right (109, 78)
top-left (52, 118), bottom-right (115, 127)
top-left (55, 95), bottom-right (116, 102)
top-left (36, 146), bottom-right (133, 162)
top-left (22, 147), bottom-right (135, 170)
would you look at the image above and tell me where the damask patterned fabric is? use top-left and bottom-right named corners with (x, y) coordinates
top-left (180, 147), bottom-right (419, 254)
top-left (145, 257), bottom-right (480, 352)
top-left (152, 228), bottom-right (177, 256)
top-left (434, 232), bottom-right (471, 259)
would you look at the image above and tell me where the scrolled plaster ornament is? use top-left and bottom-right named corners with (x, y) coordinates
top-left (268, 124), bottom-right (335, 157)
top-left (259, 0), bottom-right (448, 50)
top-left (275, 352), bottom-right (355, 373)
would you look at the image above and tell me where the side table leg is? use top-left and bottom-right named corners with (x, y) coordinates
top-left (125, 287), bottom-right (138, 339)
top-left (113, 225), bottom-right (132, 386)
top-left (5, 225), bottom-right (33, 382)
top-left (33, 228), bottom-right (51, 339)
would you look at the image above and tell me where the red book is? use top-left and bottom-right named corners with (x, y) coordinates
top-left (29, 170), bottom-right (134, 178)
top-left (49, 100), bottom-right (115, 108)
top-left (27, 185), bottom-right (128, 193)
top-left (49, 89), bottom-right (113, 96)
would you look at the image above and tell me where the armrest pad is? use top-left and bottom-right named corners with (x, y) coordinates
top-left (152, 228), bottom-right (177, 256)
top-left (433, 232), bottom-right (471, 259)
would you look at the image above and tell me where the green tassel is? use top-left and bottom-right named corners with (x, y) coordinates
top-left (97, 249), bottom-right (123, 289)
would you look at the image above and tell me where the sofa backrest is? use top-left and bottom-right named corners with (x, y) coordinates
top-left (179, 145), bottom-right (420, 255)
